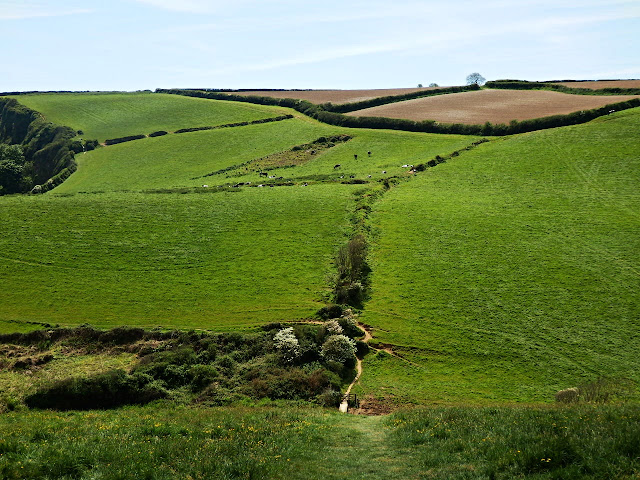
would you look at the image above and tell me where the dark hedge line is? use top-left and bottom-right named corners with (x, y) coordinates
top-left (174, 114), bottom-right (293, 134)
top-left (149, 130), bottom-right (168, 137)
top-left (321, 84), bottom-right (480, 113)
top-left (158, 88), bottom-right (640, 136)
top-left (486, 80), bottom-right (640, 96)
top-left (0, 97), bottom-right (83, 194)
top-left (104, 134), bottom-right (147, 145)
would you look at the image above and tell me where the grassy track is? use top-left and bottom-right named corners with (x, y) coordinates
top-left (0, 186), bottom-right (355, 330)
top-left (10, 92), bottom-right (289, 141)
top-left (359, 108), bottom-right (640, 403)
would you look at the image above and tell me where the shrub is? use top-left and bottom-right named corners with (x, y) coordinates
top-left (149, 130), bottom-right (168, 137)
top-left (321, 335), bottom-right (357, 364)
top-left (337, 314), bottom-right (364, 338)
top-left (273, 327), bottom-right (301, 364)
top-left (317, 304), bottom-right (343, 320)
top-left (188, 364), bottom-right (219, 392)
top-left (355, 340), bottom-right (370, 358)
top-left (104, 134), bottom-right (146, 145)
top-left (325, 320), bottom-right (343, 335)
top-left (24, 370), bottom-right (167, 410)
top-left (317, 389), bottom-right (343, 407)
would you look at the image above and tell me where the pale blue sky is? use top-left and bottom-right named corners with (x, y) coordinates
top-left (1, 0), bottom-right (638, 91)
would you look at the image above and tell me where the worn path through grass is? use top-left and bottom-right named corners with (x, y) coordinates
top-left (287, 414), bottom-right (420, 480)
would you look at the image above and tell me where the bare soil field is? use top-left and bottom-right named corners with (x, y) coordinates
top-left (551, 80), bottom-right (640, 89)
top-left (345, 89), bottom-right (640, 125)
top-left (224, 87), bottom-right (441, 105)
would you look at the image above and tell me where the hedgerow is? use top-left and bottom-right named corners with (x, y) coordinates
top-left (158, 88), bottom-right (640, 136)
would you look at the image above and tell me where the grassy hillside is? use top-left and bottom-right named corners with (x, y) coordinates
top-left (10, 92), bottom-right (289, 142)
top-left (0, 186), bottom-right (355, 329)
top-left (0, 403), bottom-right (637, 479)
top-left (359, 108), bottom-right (640, 403)
top-left (1, 92), bottom-right (638, 408)
top-left (55, 118), bottom-right (338, 193)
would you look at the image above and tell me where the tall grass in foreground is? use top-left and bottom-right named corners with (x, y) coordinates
top-left (0, 405), bottom-right (335, 480)
top-left (388, 405), bottom-right (640, 479)
top-left (0, 404), bottom-right (638, 479)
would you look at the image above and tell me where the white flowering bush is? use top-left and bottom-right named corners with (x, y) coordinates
top-left (273, 327), bottom-right (300, 364)
top-left (325, 320), bottom-right (343, 335)
top-left (321, 335), bottom-right (356, 364)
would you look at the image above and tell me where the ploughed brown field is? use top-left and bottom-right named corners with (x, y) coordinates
top-left (551, 80), bottom-right (640, 90)
top-left (225, 87), bottom-right (441, 105)
top-left (345, 89), bottom-right (640, 125)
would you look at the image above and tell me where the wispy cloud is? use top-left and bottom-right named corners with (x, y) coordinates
top-left (133, 0), bottom-right (252, 14)
top-left (0, 1), bottom-right (91, 20)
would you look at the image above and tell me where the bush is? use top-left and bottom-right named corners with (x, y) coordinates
top-left (321, 335), bottom-right (357, 364)
top-left (317, 389), bottom-right (343, 407)
top-left (149, 130), bottom-right (168, 137)
top-left (273, 327), bottom-right (301, 364)
top-left (104, 134), bottom-right (146, 145)
top-left (355, 340), bottom-right (370, 358)
top-left (24, 370), bottom-right (167, 410)
top-left (317, 304), bottom-right (343, 320)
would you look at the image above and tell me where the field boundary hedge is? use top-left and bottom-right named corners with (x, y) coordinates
top-left (158, 88), bottom-right (640, 136)
top-left (0, 97), bottom-right (81, 194)
top-left (486, 79), bottom-right (640, 96)
top-left (102, 115), bottom-right (295, 146)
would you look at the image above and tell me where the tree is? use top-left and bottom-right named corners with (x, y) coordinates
top-left (0, 144), bottom-right (26, 194)
top-left (466, 72), bottom-right (486, 86)
top-left (417, 84), bottom-right (423, 88)
top-left (429, 83), bottom-right (439, 87)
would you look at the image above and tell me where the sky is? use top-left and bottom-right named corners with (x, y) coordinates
top-left (1, 0), bottom-right (639, 91)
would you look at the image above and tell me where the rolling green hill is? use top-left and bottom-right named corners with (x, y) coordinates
top-left (1, 91), bottom-right (639, 407)
top-left (10, 92), bottom-right (289, 142)
top-left (357, 108), bottom-right (640, 403)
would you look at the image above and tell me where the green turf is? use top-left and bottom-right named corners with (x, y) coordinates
top-left (0, 403), bottom-right (637, 479)
top-left (360, 108), bottom-right (640, 403)
top-left (10, 92), bottom-right (289, 141)
top-left (0, 186), bottom-right (355, 329)
top-left (55, 118), bottom-right (341, 193)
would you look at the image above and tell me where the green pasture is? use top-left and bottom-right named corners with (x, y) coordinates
top-left (55, 118), bottom-right (339, 193)
top-left (0, 403), bottom-right (637, 479)
top-left (0, 185), bottom-right (355, 330)
top-left (10, 92), bottom-right (289, 141)
top-left (57, 118), bottom-right (477, 194)
top-left (360, 108), bottom-right (640, 403)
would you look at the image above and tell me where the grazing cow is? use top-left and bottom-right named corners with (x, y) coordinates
top-left (609, 109), bottom-right (616, 115)
top-left (259, 172), bottom-right (268, 177)
top-left (402, 164), bottom-right (409, 168)
top-left (202, 184), bottom-right (209, 188)
top-left (350, 175), bottom-right (355, 178)
top-left (334, 164), bottom-right (341, 169)
top-left (367, 175), bottom-right (372, 178)
top-left (382, 170), bottom-right (387, 174)
top-left (354, 154), bottom-right (358, 160)
top-left (368, 151), bottom-right (372, 156)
